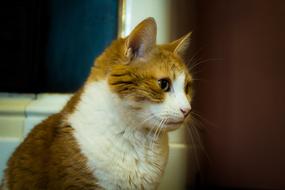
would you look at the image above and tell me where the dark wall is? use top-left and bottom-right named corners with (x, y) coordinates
top-left (193, 0), bottom-right (285, 189)
top-left (0, 0), bottom-right (118, 93)
top-left (45, 0), bottom-right (118, 92)
top-left (0, 0), bottom-right (43, 92)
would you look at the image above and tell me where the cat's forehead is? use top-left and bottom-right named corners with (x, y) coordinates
top-left (138, 47), bottom-right (191, 81)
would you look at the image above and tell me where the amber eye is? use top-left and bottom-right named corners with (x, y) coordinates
top-left (158, 78), bottom-right (171, 92)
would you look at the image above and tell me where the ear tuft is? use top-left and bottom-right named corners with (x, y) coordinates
top-left (163, 32), bottom-right (192, 56)
top-left (125, 17), bottom-right (157, 60)
top-left (173, 32), bottom-right (191, 55)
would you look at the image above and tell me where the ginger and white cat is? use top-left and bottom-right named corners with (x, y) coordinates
top-left (1, 17), bottom-right (193, 190)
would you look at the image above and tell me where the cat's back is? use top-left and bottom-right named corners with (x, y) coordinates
top-left (2, 113), bottom-right (62, 189)
top-left (2, 112), bottom-right (98, 190)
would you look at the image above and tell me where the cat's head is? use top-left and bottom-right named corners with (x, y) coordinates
top-left (90, 18), bottom-right (193, 132)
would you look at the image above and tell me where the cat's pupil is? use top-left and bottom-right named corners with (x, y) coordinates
top-left (158, 79), bottom-right (170, 92)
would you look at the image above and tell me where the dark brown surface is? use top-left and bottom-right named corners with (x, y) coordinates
top-left (192, 0), bottom-right (285, 189)
top-left (168, 0), bottom-right (285, 189)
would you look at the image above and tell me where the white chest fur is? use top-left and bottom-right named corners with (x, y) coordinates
top-left (68, 80), bottom-right (169, 190)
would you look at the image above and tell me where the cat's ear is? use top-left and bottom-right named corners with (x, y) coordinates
top-left (163, 32), bottom-right (192, 56)
top-left (124, 17), bottom-right (157, 60)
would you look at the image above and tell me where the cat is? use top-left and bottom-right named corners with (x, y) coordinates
top-left (1, 17), bottom-right (193, 190)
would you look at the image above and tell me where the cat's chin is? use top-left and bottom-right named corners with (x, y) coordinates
top-left (163, 122), bottom-right (184, 131)
top-left (149, 120), bottom-right (184, 132)
top-left (146, 116), bottom-right (185, 132)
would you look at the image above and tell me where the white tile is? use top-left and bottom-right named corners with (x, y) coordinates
top-left (23, 116), bottom-right (47, 138)
top-left (0, 116), bottom-right (24, 138)
top-left (0, 137), bottom-right (21, 181)
top-left (25, 93), bottom-right (71, 117)
top-left (158, 144), bottom-right (199, 190)
top-left (168, 125), bottom-right (187, 144)
top-left (0, 94), bottom-right (34, 116)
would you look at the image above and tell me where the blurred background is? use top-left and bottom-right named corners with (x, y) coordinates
top-left (1, 0), bottom-right (285, 189)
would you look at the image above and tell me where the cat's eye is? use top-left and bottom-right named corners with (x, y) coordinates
top-left (158, 78), bottom-right (171, 92)
top-left (185, 82), bottom-right (192, 94)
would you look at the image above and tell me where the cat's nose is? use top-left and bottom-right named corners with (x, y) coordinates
top-left (180, 107), bottom-right (191, 117)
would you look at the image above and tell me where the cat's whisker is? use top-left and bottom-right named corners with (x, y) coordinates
top-left (151, 119), bottom-right (164, 148)
top-left (139, 112), bottom-right (168, 128)
top-left (154, 119), bottom-right (163, 141)
top-left (191, 111), bottom-right (216, 128)
top-left (186, 117), bottom-right (210, 161)
top-left (185, 123), bottom-right (202, 172)
top-left (147, 119), bottom-right (159, 141)
top-left (187, 47), bottom-right (204, 67)
top-left (145, 113), bottom-right (168, 138)
top-left (191, 78), bottom-right (209, 83)
top-left (150, 117), bottom-right (167, 151)
top-left (189, 58), bottom-right (223, 72)
top-left (156, 118), bottom-right (168, 141)
top-left (183, 111), bottom-right (213, 175)
top-left (189, 115), bottom-right (205, 131)
top-left (120, 113), bottom-right (158, 139)
top-left (188, 57), bottom-right (203, 71)
top-left (147, 121), bottom-right (157, 135)
top-left (192, 124), bottom-right (209, 159)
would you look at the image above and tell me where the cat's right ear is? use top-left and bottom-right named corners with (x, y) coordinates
top-left (124, 17), bottom-right (157, 61)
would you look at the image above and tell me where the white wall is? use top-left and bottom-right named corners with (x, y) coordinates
top-left (123, 0), bottom-right (171, 43)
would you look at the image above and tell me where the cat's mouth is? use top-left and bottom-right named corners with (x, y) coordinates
top-left (147, 119), bottom-right (183, 132)
top-left (152, 115), bottom-right (184, 127)
top-left (151, 117), bottom-right (184, 130)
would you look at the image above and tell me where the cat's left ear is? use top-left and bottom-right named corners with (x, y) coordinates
top-left (163, 32), bottom-right (192, 56)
